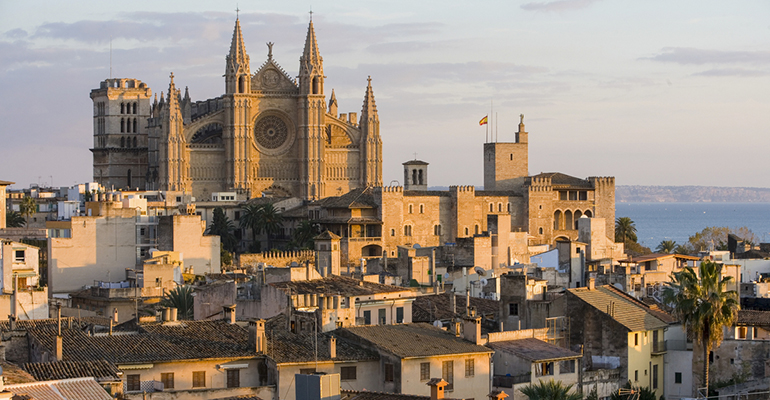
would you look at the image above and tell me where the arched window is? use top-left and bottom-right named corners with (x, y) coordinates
top-left (120, 137), bottom-right (125, 148)
top-left (133, 118), bottom-right (137, 133)
top-left (127, 169), bottom-right (132, 188)
top-left (498, 203), bottom-right (502, 212)
top-left (585, 210), bottom-right (593, 218)
top-left (489, 203), bottom-right (494, 212)
top-left (565, 210), bottom-right (573, 231)
top-left (507, 203), bottom-right (511, 212)
top-left (434, 224), bottom-right (442, 236)
top-left (238, 76), bottom-right (245, 93)
top-left (120, 103), bottom-right (125, 114)
top-left (412, 170), bottom-right (417, 185)
top-left (408, 204), bottom-right (413, 214)
top-left (418, 170), bottom-right (423, 185)
top-left (132, 102), bottom-right (137, 114)
top-left (404, 225), bottom-right (412, 236)
top-left (475, 225), bottom-right (479, 235)
top-left (419, 204), bottom-right (424, 214)
top-left (464, 227), bottom-right (469, 236)
top-left (312, 77), bottom-right (320, 94)
top-left (574, 210), bottom-right (583, 229)
top-left (133, 137), bottom-right (137, 148)
top-left (120, 118), bottom-right (125, 133)
top-left (538, 227), bottom-right (544, 235)
top-left (390, 229), bottom-right (395, 237)
top-left (554, 210), bottom-right (562, 230)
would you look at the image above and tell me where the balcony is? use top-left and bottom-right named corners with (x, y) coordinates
top-left (652, 340), bottom-right (667, 355)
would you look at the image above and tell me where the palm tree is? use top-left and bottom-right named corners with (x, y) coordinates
top-left (5, 211), bottom-right (26, 227)
top-left (240, 203), bottom-right (284, 252)
top-left (206, 207), bottom-right (237, 253)
top-left (662, 260), bottom-right (739, 391)
top-left (19, 196), bottom-right (37, 225)
top-left (674, 243), bottom-right (692, 255)
top-left (291, 220), bottom-right (320, 250)
top-left (656, 240), bottom-right (676, 254)
top-left (520, 379), bottom-right (581, 400)
top-left (614, 217), bottom-right (637, 244)
top-left (160, 285), bottom-right (194, 320)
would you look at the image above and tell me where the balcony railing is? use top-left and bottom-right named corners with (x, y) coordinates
top-left (652, 340), bottom-right (667, 355)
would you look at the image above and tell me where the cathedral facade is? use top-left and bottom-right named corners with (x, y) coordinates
top-left (90, 18), bottom-right (382, 200)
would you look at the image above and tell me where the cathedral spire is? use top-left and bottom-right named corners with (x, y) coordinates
top-left (228, 18), bottom-right (249, 72)
top-left (360, 76), bottom-right (378, 119)
top-left (299, 18), bottom-right (323, 83)
top-left (225, 17), bottom-right (251, 94)
top-left (329, 89), bottom-right (338, 117)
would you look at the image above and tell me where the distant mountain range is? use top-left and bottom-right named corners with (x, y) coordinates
top-left (617, 186), bottom-right (770, 203)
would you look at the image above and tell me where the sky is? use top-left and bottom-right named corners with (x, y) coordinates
top-left (1, 0), bottom-right (769, 190)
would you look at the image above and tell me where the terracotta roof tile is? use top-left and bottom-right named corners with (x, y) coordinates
top-left (530, 173), bottom-right (593, 188)
top-left (340, 323), bottom-right (493, 358)
top-left (737, 310), bottom-right (770, 327)
top-left (412, 292), bottom-right (499, 322)
top-left (6, 377), bottom-right (112, 400)
top-left (568, 285), bottom-right (672, 332)
top-left (23, 360), bottom-right (120, 382)
top-left (486, 338), bottom-right (581, 362)
top-left (270, 276), bottom-right (412, 296)
top-left (0, 361), bottom-right (37, 384)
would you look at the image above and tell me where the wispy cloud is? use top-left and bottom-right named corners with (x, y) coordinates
top-left (521, 0), bottom-right (602, 12)
top-left (642, 47), bottom-right (770, 65)
top-left (693, 68), bottom-right (770, 77)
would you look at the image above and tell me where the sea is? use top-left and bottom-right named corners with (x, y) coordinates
top-left (616, 202), bottom-right (770, 249)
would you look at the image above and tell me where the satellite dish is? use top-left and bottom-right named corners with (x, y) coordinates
top-left (474, 266), bottom-right (486, 276)
top-left (614, 283), bottom-right (624, 291)
top-left (433, 320), bottom-right (443, 328)
top-left (413, 244), bottom-right (421, 248)
top-left (480, 278), bottom-right (488, 287)
top-left (444, 273), bottom-right (450, 280)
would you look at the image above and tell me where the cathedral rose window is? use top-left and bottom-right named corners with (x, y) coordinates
top-left (254, 115), bottom-right (289, 149)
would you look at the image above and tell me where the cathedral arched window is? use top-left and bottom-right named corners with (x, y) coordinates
top-left (120, 103), bottom-right (125, 114)
top-left (133, 118), bottom-right (137, 133)
top-left (312, 77), bottom-right (320, 95)
top-left (127, 169), bottom-right (132, 188)
top-left (133, 137), bottom-right (137, 148)
top-left (133, 102), bottom-right (137, 114)
top-left (120, 137), bottom-right (125, 148)
top-left (412, 170), bottom-right (417, 186)
top-left (120, 118), bottom-right (125, 133)
top-left (238, 76), bottom-right (245, 94)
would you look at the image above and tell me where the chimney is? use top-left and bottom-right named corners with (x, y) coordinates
top-left (169, 307), bottom-right (178, 321)
top-left (426, 378), bottom-right (448, 400)
top-left (488, 390), bottom-right (510, 400)
top-left (250, 319), bottom-right (266, 353)
top-left (224, 305), bottom-right (237, 324)
top-left (330, 336), bottom-right (337, 359)
top-left (162, 307), bottom-right (170, 321)
top-left (109, 319), bottom-right (113, 336)
top-left (112, 308), bottom-right (119, 324)
top-left (54, 335), bottom-right (63, 361)
top-left (8, 315), bottom-right (15, 331)
top-left (451, 319), bottom-right (461, 337)
top-left (463, 309), bottom-right (483, 345)
top-left (451, 293), bottom-right (457, 315)
top-left (587, 277), bottom-right (596, 290)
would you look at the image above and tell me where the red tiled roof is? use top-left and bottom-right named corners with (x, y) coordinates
top-left (6, 377), bottom-right (112, 400)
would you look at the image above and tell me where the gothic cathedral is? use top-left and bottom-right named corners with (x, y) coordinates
top-left (90, 17), bottom-right (383, 200)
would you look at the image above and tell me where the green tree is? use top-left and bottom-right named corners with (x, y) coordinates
top-left (615, 217), bottom-right (637, 244)
top-left (206, 207), bottom-right (237, 253)
top-left (19, 196), bottom-right (37, 225)
top-left (160, 285), bottom-right (194, 320)
top-left (240, 203), bottom-right (284, 252)
top-left (662, 260), bottom-right (739, 390)
top-left (290, 220), bottom-right (320, 250)
top-left (5, 211), bottom-right (26, 227)
top-left (656, 240), bottom-right (676, 254)
top-left (673, 244), bottom-right (692, 255)
top-left (688, 226), bottom-right (757, 252)
top-left (520, 379), bottom-right (582, 400)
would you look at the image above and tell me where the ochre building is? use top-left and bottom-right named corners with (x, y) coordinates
top-left (90, 17), bottom-right (382, 200)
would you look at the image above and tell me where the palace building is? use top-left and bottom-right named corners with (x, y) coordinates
top-left (90, 17), bottom-right (382, 200)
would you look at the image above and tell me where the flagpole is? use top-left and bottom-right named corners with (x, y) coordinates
top-left (485, 115), bottom-right (488, 143)
top-left (495, 112), bottom-right (498, 142)
top-left (490, 100), bottom-right (493, 143)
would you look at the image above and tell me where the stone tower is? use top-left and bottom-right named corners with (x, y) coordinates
top-left (157, 73), bottom-right (190, 192)
top-left (223, 17), bottom-right (252, 194)
top-left (314, 231), bottom-right (341, 276)
top-left (90, 78), bottom-right (152, 190)
top-left (403, 160), bottom-right (428, 190)
top-left (360, 77), bottom-right (383, 188)
top-left (298, 18), bottom-right (327, 200)
top-left (483, 114), bottom-right (528, 193)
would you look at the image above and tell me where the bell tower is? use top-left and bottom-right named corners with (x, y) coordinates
top-left (298, 16), bottom-right (327, 199)
top-left (223, 16), bottom-right (253, 194)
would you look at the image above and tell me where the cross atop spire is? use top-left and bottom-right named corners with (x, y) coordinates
top-left (309, 8), bottom-right (313, 21)
top-left (236, 5), bottom-right (240, 20)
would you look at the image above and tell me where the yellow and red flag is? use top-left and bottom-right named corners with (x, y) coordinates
top-left (479, 115), bottom-right (488, 126)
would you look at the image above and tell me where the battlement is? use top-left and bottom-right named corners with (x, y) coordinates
top-left (99, 78), bottom-right (148, 90)
top-left (381, 185), bottom-right (403, 193)
top-left (450, 185), bottom-right (476, 193)
top-left (528, 176), bottom-right (552, 187)
top-left (240, 250), bottom-right (315, 269)
top-left (588, 176), bottom-right (615, 188)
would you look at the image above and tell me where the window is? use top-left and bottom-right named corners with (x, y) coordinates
top-left (133, 102), bottom-right (137, 114)
top-left (161, 373), bottom-right (174, 389)
top-left (475, 225), bottom-right (479, 235)
top-left (634, 370), bottom-right (638, 382)
top-left (419, 204), bottom-right (424, 213)
top-left (507, 203), bottom-right (511, 212)
top-left (560, 360), bottom-right (575, 374)
top-left (652, 364), bottom-right (658, 389)
top-left (14, 250), bottom-right (25, 263)
top-left (390, 229), bottom-right (395, 236)
top-left (675, 372), bottom-right (682, 384)
top-left (404, 225), bottom-right (412, 236)
top-left (509, 303), bottom-right (518, 316)
top-left (192, 371), bottom-right (205, 388)
top-left (442, 360), bottom-right (453, 391)
top-left (385, 363), bottom-right (394, 382)
top-left (127, 374), bottom-right (140, 391)
top-left (465, 359), bottom-right (474, 377)
top-left (498, 203), bottom-right (502, 212)
top-left (738, 327), bottom-right (747, 339)
top-left (121, 136), bottom-right (126, 147)
top-left (420, 362), bottom-right (430, 381)
top-left (121, 118), bottom-right (125, 133)
top-left (378, 308), bottom-right (386, 325)
top-left (341, 366), bottom-right (357, 381)
top-left (464, 227), bottom-right (469, 236)
top-left (634, 333), bottom-right (639, 346)
top-left (363, 310), bottom-right (371, 325)
top-left (489, 203), bottom-right (494, 212)
top-left (536, 362), bottom-right (553, 377)
top-left (434, 224), bottom-right (441, 236)
top-left (538, 227), bottom-right (543, 235)
top-left (396, 307), bottom-right (404, 323)
top-left (227, 369), bottom-right (240, 388)
top-left (409, 204), bottom-right (413, 214)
